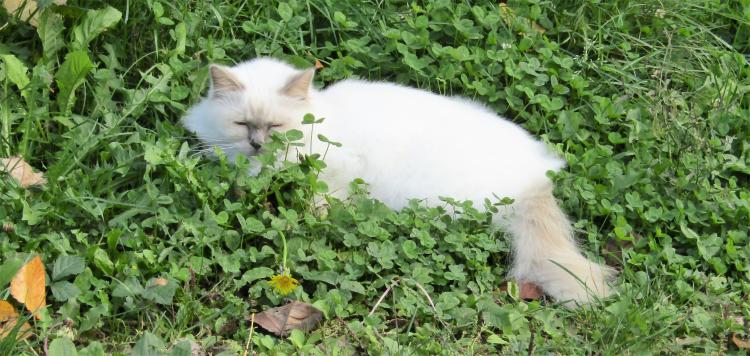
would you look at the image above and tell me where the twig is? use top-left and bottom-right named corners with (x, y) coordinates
top-left (527, 321), bottom-right (536, 356)
top-left (408, 279), bottom-right (458, 347)
top-left (368, 279), bottom-right (399, 317)
top-left (243, 313), bottom-right (255, 356)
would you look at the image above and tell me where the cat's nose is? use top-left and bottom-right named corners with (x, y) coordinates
top-left (250, 141), bottom-right (262, 150)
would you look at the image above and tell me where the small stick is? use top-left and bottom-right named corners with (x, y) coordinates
top-left (368, 279), bottom-right (398, 317)
top-left (527, 321), bottom-right (537, 356)
top-left (243, 313), bottom-right (255, 356)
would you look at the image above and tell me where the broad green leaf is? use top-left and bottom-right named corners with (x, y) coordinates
top-left (55, 50), bottom-right (94, 113)
top-left (241, 267), bottom-right (275, 283)
top-left (37, 11), bottom-right (65, 60)
top-left (132, 332), bottom-right (167, 356)
top-left (697, 234), bottom-right (723, 261)
top-left (112, 278), bottom-right (145, 298)
top-left (92, 248), bottom-right (114, 275)
top-left (174, 22), bottom-right (186, 55)
top-left (49, 337), bottom-right (78, 356)
top-left (277, 2), bottom-right (293, 22)
top-left (52, 255), bottom-right (86, 280)
top-left (170, 340), bottom-right (198, 356)
top-left (285, 129), bottom-right (304, 141)
top-left (402, 239), bottom-right (418, 259)
top-left (71, 6), bottom-right (123, 51)
top-left (142, 278), bottom-right (177, 305)
top-left (1, 54), bottom-right (30, 93)
top-left (288, 329), bottom-right (306, 348)
top-left (0, 257), bottom-right (24, 288)
top-left (78, 342), bottom-right (106, 356)
top-left (51, 281), bottom-right (82, 301)
top-left (340, 280), bottom-right (365, 294)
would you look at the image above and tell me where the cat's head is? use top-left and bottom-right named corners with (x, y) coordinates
top-left (183, 58), bottom-right (316, 161)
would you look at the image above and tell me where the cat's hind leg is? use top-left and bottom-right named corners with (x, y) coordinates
top-left (505, 179), bottom-right (615, 306)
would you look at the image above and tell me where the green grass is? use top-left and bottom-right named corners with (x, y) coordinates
top-left (1, 0), bottom-right (749, 354)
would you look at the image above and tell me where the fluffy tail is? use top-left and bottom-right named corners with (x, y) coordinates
top-left (507, 179), bottom-right (614, 306)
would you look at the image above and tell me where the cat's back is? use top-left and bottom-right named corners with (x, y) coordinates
top-left (317, 79), bottom-right (564, 205)
top-left (320, 79), bottom-right (544, 149)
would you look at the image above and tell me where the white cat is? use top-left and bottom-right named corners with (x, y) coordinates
top-left (183, 57), bottom-right (614, 305)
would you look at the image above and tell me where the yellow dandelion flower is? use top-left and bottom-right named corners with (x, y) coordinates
top-left (268, 273), bottom-right (299, 295)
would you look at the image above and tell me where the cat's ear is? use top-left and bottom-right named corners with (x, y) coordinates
top-left (209, 64), bottom-right (244, 98)
top-left (281, 68), bottom-right (315, 100)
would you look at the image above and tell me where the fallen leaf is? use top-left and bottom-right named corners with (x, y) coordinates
top-left (2, 0), bottom-right (66, 27)
top-left (10, 255), bottom-right (46, 319)
top-left (1, 156), bottom-right (47, 188)
top-left (733, 334), bottom-right (750, 349)
top-left (519, 282), bottom-right (543, 300)
top-left (500, 281), bottom-right (544, 300)
top-left (0, 300), bottom-right (32, 340)
top-left (314, 59), bottom-right (324, 70)
top-left (251, 300), bottom-right (323, 337)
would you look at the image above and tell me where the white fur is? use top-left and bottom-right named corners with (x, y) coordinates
top-left (183, 57), bottom-right (614, 305)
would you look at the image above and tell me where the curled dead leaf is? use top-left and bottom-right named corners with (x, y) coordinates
top-left (733, 334), bottom-right (750, 349)
top-left (314, 59), bottom-right (324, 70)
top-left (250, 300), bottom-right (323, 337)
top-left (519, 282), bottom-right (543, 300)
top-left (0, 300), bottom-right (32, 340)
top-left (10, 255), bottom-right (46, 319)
top-left (1, 156), bottom-right (47, 188)
top-left (500, 280), bottom-right (544, 300)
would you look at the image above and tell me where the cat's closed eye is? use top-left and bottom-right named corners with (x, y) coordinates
top-left (234, 121), bottom-right (282, 129)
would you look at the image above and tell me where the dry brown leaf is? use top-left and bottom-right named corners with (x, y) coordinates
top-left (519, 282), bottom-right (543, 300)
top-left (2, 0), bottom-right (66, 27)
top-left (251, 300), bottom-right (323, 337)
top-left (10, 255), bottom-right (46, 319)
top-left (733, 334), bottom-right (750, 349)
top-left (314, 59), bottom-right (324, 70)
top-left (0, 300), bottom-right (32, 340)
top-left (500, 281), bottom-right (544, 300)
top-left (1, 156), bottom-right (47, 188)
